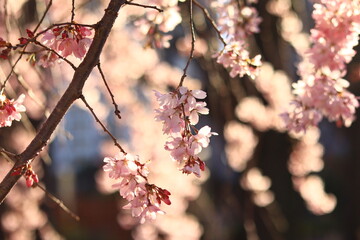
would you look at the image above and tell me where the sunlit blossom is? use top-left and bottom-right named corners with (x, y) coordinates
top-left (282, 0), bottom-right (360, 132)
top-left (41, 24), bottom-right (93, 62)
top-left (0, 94), bottom-right (26, 128)
top-left (103, 152), bottom-right (171, 223)
top-left (154, 87), bottom-right (217, 177)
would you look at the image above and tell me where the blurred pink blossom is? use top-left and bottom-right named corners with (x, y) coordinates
top-left (293, 175), bottom-right (337, 215)
top-left (0, 94), bottom-right (26, 128)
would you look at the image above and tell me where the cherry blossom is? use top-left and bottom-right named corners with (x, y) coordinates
top-left (38, 52), bottom-right (59, 68)
top-left (282, 0), bottom-right (360, 133)
top-left (11, 163), bottom-right (39, 188)
top-left (154, 87), bottom-right (217, 177)
top-left (293, 175), bottom-right (337, 215)
top-left (240, 168), bottom-right (274, 207)
top-left (216, 41), bottom-right (261, 79)
top-left (0, 94), bottom-right (26, 128)
top-left (103, 152), bottom-right (171, 223)
top-left (224, 121), bottom-right (258, 172)
top-left (41, 24), bottom-right (93, 61)
top-left (190, 126), bottom-right (214, 154)
top-left (211, 0), bottom-right (262, 79)
top-left (212, 2), bottom-right (262, 40)
top-left (130, 1), bottom-right (181, 49)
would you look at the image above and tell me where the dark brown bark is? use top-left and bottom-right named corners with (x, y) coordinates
top-left (0, 0), bottom-right (126, 204)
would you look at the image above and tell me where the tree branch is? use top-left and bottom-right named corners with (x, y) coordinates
top-left (0, 0), bottom-right (126, 204)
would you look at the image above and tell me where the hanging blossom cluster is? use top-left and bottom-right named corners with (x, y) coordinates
top-left (132, 0), bottom-right (182, 48)
top-left (212, 0), bottom-right (262, 78)
top-left (0, 94), bottom-right (26, 128)
top-left (40, 24), bottom-right (93, 67)
top-left (281, 0), bottom-right (360, 133)
top-left (103, 152), bottom-right (171, 223)
top-left (154, 86), bottom-right (217, 177)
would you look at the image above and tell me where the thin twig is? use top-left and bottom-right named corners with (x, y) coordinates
top-left (0, 148), bottom-right (17, 160)
top-left (34, 22), bottom-right (96, 40)
top-left (1, 54), bottom-right (24, 91)
top-left (193, 0), bottom-right (227, 46)
top-left (3, 0), bottom-right (7, 22)
top-left (71, 0), bottom-right (76, 22)
top-left (80, 95), bottom-right (125, 153)
top-left (3, 0), bottom-right (10, 37)
top-left (12, 70), bottom-right (50, 116)
top-left (124, 1), bottom-right (163, 12)
top-left (35, 183), bottom-right (80, 221)
top-left (97, 63), bottom-right (121, 119)
top-left (33, 0), bottom-right (53, 33)
top-left (0, 149), bottom-right (77, 220)
top-left (179, 0), bottom-right (196, 87)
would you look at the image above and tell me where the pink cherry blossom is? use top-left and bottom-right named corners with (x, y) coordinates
top-left (40, 24), bottom-right (93, 63)
top-left (212, 1), bottom-right (262, 41)
top-left (38, 51), bottom-right (59, 68)
top-left (0, 94), bottom-right (26, 128)
top-left (103, 152), bottom-right (170, 223)
top-left (280, 100), bottom-right (323, 133)
top-left (190, 126), bottom-right (218, 155)
top-left (165, 136), bottom-right (189, 163)
top-left (131, 1), bottom-right (181, 49)
top-left (154, 87), bottom-right (216, 177)
top-left (282, 0), bottom-right (360, 133)
top-left (215, 41), bottom-right (262, 79)
top-left (211, 0), bottom-right (262, 79)
top-left (10, 163), bottom-right (39, 188)
top-left (181, 156), bottom-right (205, 178)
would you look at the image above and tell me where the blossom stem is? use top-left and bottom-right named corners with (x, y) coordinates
top-left (33, 0), bottom-right (53, 34)
top-left (124, 1), bottom-right (163, 12)
top-left (97, 63), bottom-right (122, 119)
top-left (71, 0), bottom-right (76, 22)
top-left (1, 53), bottom-right (25, 92)
top-left (36, 183), bottom-right (80, 221)
top-left (80, 95), bottom-right (126, 153)
top-left (192, 0), bottom-right (227, 46)
top-left (179, 0), bottom-right (196, 87)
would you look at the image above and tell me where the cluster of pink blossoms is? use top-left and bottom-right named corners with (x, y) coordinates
top-left (132, 0), bottom-right (181, 48)
top-left (0, 94), bottom-right (26, 128)
top-left (154, 87), bottom-right (217, 177)
top-left (212, 0), bottom-right (261, 41)
top-left (216, 42), bottom-right (262, 79)
top-left (40, 24), bottom-right (92, 67)
top-left (212, 0), bottom-right (262, 79)
top-left (281, 0), bottom-right (360, 133)
top-left (103, 152), bottom-right (171, 223)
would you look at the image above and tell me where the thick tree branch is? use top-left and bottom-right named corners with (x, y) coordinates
top-left (0, 0), bottom-right (126, 204)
